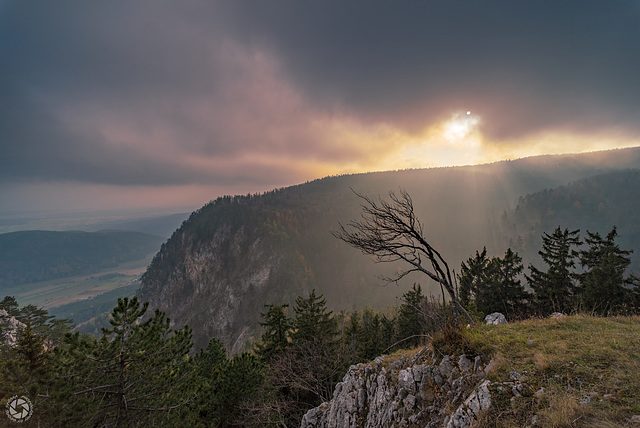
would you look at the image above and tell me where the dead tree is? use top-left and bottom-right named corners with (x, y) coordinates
top-left (333, 189), bottom-right (474, 326)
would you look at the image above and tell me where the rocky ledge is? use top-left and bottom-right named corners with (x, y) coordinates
top-left (300, 348), bottom-right (533, 428)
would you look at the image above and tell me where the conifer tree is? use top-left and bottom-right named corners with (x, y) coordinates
top-left (196, 336), bottom-right (227, 378)
top-left (271, 290), bottom-right (343, 418)
top-left (1, 322), bottom-right (52, 427)
top-left (342, 310), bottom-right (361, 357)
top-left (578, 227), bottom-right (637, 314)
top-left (51, 297), bottom-right (196, 427)
top-left (527, 227), bottom-right (581, 315)
top-left (0, 296), bottom-right (20, 316)
top-left (213, 352), bottom-right (266, 427)
top-left (459, 248), bottom-right (530, 319)
top-left (486, 248), bottom-right (530, 318)
top-left (255, 303), bottom-right (291, 363)
top-left (398, 284), bottom-right (427, 347)
top-left (290, 290), bottom-right (336, 346)
top-left (458, 248), bottom-right (491, 309)
top-left (358, 308), bottom-right (389, 360)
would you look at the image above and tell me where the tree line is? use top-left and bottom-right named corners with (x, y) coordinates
top-left (1, 284), bottom-right (447, 427)
top-left (459, 226), bottom-right (640, 319)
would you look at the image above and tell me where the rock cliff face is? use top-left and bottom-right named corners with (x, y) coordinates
top-left (301, 349), bottom-right (530, 428)
top-left (138, 199), bottom-right (312, 352)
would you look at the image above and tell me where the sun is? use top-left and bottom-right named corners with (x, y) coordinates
top-left (443, 111), bottom-right (479, 143)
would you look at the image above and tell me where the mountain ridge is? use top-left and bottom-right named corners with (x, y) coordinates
top-left (139, 147), bottom-right (640, 351)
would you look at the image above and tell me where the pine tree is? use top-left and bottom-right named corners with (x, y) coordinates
top-left (577, 227), bottom-right (636, 314)
top-left (51, 297), bottom-right (196, 427)
top-left (527, 227), bottom-right (581, 315)
top-left (196, 336), bottom-right (227, 378)
top-left (458, 248), bottom-right (491, 308)
top-left (290, 290), bottom-right (336, 346)
top-left (357, 308), bottom-right (388, 360)
top-left (267, 290), bottom-right (344, 425)
top-left (342, 310), bottom-right (361, 358)
top-left (213, 352), bottom-right (266, 427)
top-left (486, 249), bottom-right (530, 318)
top-left (255, 303), bottom-right (291, 363)
top-left (0, 296), bottom-right (20, 316)
top-left (398, 284), bottom-right (427, 347)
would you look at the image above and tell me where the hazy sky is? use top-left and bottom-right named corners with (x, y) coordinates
top-left (2, 1), bottom-right (639, 212)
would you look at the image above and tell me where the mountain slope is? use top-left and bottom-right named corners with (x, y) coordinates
top-left (0, 230), bottom-right (164, 287)
top-left (139, 147), bottom-right (640, 351)
top-left (501, 169), bottom-right (640, 271)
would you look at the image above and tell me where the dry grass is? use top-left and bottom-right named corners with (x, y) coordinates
top-left (463, 315), bottom-right (640, 427)
top-left (537, 387), bottom-right (583, 427)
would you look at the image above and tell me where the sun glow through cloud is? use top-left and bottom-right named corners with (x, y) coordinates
top-left (443, 111), bottom-right (480, 144)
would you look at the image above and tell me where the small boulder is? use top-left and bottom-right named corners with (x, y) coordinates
top-left (484, 312), bottom-right (507, 325)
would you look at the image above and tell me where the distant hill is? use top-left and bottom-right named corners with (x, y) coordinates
top-left (0, 230), bottom-right (165, 287)
top-left (501, 169), bottom-right (640, 271)
top-left (139, 147), bottom-right (640, 351)
top-left (0, 211), bottom-right (190, 237)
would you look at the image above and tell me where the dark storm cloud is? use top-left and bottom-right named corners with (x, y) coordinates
top-left (0, 1), bottom-right (311, 186)
top-left (218, 0), bottom-right (640, 139)
top-left (1, 0), bottom-right (639, 193)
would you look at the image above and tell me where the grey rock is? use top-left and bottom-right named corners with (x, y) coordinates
top-left (458, 355), bottom-right (473, 373)
top-left (398, 368), bottom-right (416, 392)
top-left (0, 309), bottom-right (26, 347)
top-left (473, 356), bottom-right (482, 373)
top-left (447, 380), bottom-right (492, 428)
top-left (301, 351), bottom-right (496, 428)
top-left (509, 371), bottom-right (522, 381)
top-left (439, 355), bottom-right (454, 378)
top-left (403, 393), bottom-right (416, 409)
top-left (484, 312), bottom-right (507, 325)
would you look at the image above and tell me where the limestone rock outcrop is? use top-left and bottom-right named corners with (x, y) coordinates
top-left (300, 349), bottom-right (497, 428)
top-left (0, 309), bottom-right (26, 346)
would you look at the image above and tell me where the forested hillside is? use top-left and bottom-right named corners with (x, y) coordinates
top-left (501, 169), bottom-right (640, 271)
top-left (0, 230), bottom-right (164, 287)
top-left (139, 147), bottom-right (640, 351)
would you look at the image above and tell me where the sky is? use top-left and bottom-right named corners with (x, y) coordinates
top-left (2, 1), bottom-right (640, 213)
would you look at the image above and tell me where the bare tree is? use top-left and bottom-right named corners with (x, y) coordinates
top-left (333, 189), bottom-right (474, 325)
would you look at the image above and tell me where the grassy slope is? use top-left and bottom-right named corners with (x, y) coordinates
top-left (463, 315), bottom-right (640, 427)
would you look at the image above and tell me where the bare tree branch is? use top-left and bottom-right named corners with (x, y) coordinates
top-left (333, 188), bottom-right (474, 325)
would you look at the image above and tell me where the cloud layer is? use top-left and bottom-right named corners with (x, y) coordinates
top-left (2, 1), bottom-right (639, 210)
